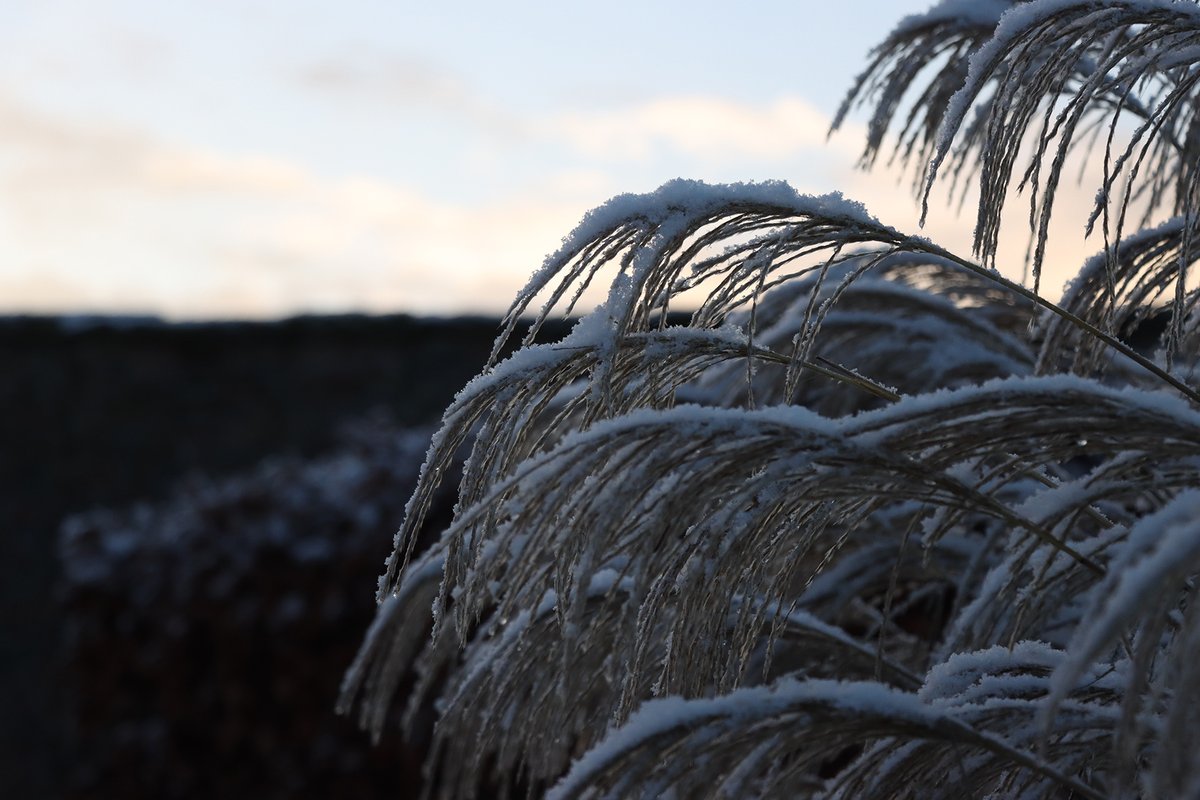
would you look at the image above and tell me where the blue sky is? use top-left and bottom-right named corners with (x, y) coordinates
top-left (0, 1), bottom-right (1094, 318)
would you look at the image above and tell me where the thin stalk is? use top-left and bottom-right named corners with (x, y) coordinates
top-left (916, 239), bottom-right (1200, 405)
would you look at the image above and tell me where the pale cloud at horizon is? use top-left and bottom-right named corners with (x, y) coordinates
top-left (0, 0), bottom-right (1116, 319)
top-left (0, 82), bottom-right (1112, 319)
top-left (0, 88), bottom-right (609, 317)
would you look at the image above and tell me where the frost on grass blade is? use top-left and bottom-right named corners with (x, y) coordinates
top-left (491, 178), bottom-right (904, 363)
top-left (895, 0), bottom-right (1012, 33)
top-left (547, 678), bottom-right (1102, 800)
top-left (833, 0), bottom-right (1012, 188)
top-left (1046, 490), bottom-right (1200, 718)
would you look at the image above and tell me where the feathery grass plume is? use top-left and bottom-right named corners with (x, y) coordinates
top-left (833, 0), bottom-right (1018, 195)
top-left (1039, 214), bottom-right (1200, 374)
top-left (342, 2), bottom-right (1200, 797)
top-left (926, 0), bottom-right (1200, 291)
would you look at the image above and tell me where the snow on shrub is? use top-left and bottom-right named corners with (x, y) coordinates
top-left (60, 421), bottom-right (453, 798)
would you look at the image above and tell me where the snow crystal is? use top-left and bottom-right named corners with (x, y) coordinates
top-left (847, 372), bottom-right (1200, 448)
top-left (547, 678), bottom-right (939, 800)
top-left (921, 640), bottom-right (1064, 703)
top-left (1013, 475), bottom-right (1097, 524)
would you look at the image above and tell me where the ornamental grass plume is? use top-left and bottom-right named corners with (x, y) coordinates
top-left (341, 2), bottom-right (1200, 797)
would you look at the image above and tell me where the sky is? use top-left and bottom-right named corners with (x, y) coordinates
top-left (0, 1), bottom-right (1100, 319)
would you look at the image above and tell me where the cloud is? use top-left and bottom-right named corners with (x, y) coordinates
top-left (299, 54), bottom-right (468, 104)
top-left (223, 173), bottom-right (613, 316)
top-left (296, 53), bottom-right (521, 137)
top-left (0, 268), bottom-right (115, 313)
top-left (546, 95), bottom-right (859, 162)
top-left (296, 56), bottom-right (859, 169)
top-left (0, 91), bottom-right (608, 318)
top-left (0, 84), bottom-right (1114, 320)
top-left (140, 151), bottom-right (314, 195)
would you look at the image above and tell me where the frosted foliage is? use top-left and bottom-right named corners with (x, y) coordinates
top-left (340, 2), bottom-right (1200, 798)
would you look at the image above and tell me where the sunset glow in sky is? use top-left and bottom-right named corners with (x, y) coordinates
top-left (0, 1), bottom-right (1102, 319)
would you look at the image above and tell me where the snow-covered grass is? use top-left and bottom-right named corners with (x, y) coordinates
top-left (342, 2), bottom-right (1200, 797)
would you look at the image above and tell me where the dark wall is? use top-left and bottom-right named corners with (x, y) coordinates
top-left (5, 314), bottom-right (523, 520)
top-left (1, 313), bottom-right (569, 797)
